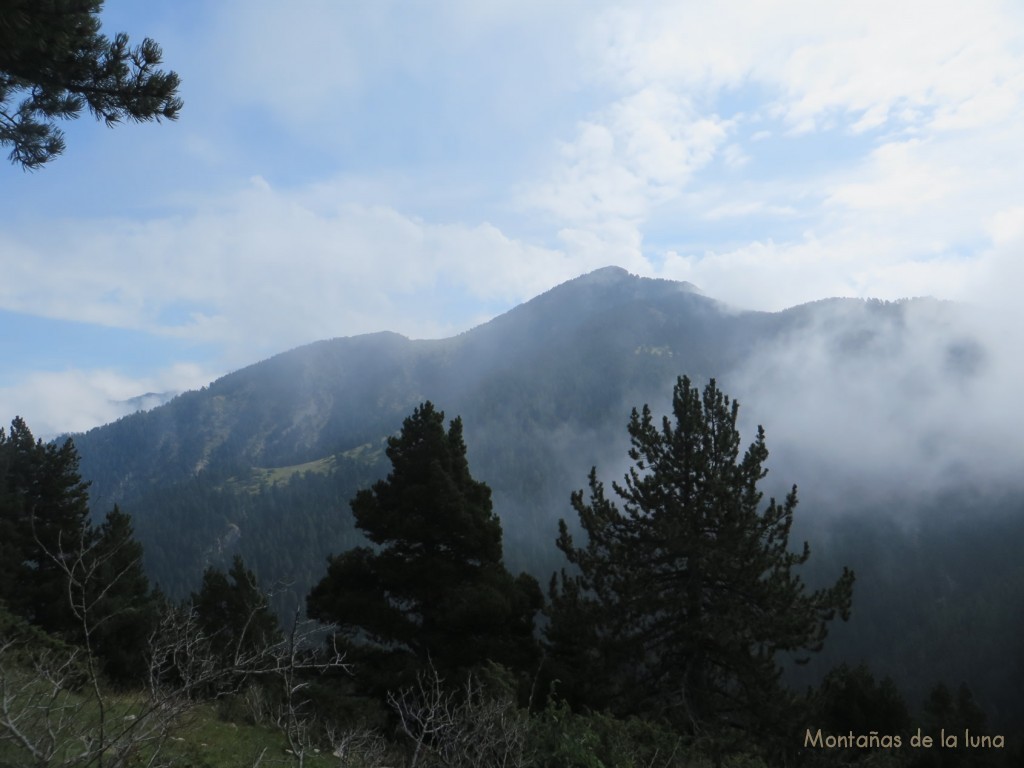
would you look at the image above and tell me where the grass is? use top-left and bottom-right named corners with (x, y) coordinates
top-left (254, 456), bottom-right (338, 487)
top-left (228, 439), bottom-right (386, 495)
top-left (157, 699), bottom-right (402, 767)
top-left (0, 691), bottom-right (350, 768)
top-left (164, 703), bottom-right (335, 767)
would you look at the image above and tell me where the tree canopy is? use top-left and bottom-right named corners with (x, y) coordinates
top-left (0, 416), bottom-right (92, 633)
top-left (81, 504), bottom-right (159, 684)
top-left (546, 376), bottom-right (855, 743)
top-left (307, 402), bottom-right (542, 693)
top-left (0, 0), bottom-right (182, 169)
top-left (192, 554), bottom-right (282, 669)
top-left (0, 417), bottom-right (157, 684)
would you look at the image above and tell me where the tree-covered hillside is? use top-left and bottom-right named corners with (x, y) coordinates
top-left (7, 386), bottom-right (1021, 766)
top-left (64, 267), bottom-right (1024, 736)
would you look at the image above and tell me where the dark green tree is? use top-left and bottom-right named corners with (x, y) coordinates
top-left (0, 416), bottom-right (91, 634)
top-left (547, 376), bottom-right (854, 743)
top-left (912, 682), bottom-right (997, 768)
top-left (814, 663), bottom-right (911, 738)
top-left (307, 402), bottom-right (542, 694)
top-left (802, 663), bottom-right (910, 766)
top-left (84, 505), bottom-right (159, 685)
top-left (0, 418), bottom-right (158, 685)
top-left (0, 0), bottom-right (182, 169)
top-left (192, 555), bottom-right (281, 668)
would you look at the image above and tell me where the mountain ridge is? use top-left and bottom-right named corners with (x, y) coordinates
top-left (71, 266), bottom-right (989, 567)
top-left (59, 265), bottom-right (1024, 731)
top-left (74, 267), bottom-right (973, 507)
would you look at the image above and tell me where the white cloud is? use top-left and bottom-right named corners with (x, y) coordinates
top-left (0, 177), bottom-right (602, 363)
top-left (656, 230), bottom-right (976, 312)
top-left (721, 143), bottom-right (750, 169)
top-left (0, 364), bottom-right (214, 440)
top-left (520, 85), bottom-right (731, 259)
top-left (583, 0), bottom-right (1024, 135)
top-left (703, 201), bottom-right (798, 221)
top-left (6, 0), bottom-right (1024, 441)
top-left (727, 289), bottom-right (1024, 510)
top-left (513, 0), bottom-right (1024, 314)
top-left (824, 139), bottom-right (958, 213)
top-left (986, 205), bottom-right (1024, 247)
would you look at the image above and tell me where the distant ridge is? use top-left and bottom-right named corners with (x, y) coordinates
top-left (63, 268), bottom-right (1024, 731)
top-left (74, 265), bottom-right (960, 513)
top-left (112, 391), bottom-right (177, 412)
top-left (67, 265), bottom-right (984, 607)
top-left (572, 264), bottom-right (701, 293)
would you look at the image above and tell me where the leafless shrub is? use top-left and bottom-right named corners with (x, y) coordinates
top-left (325, 723), bottom-right (392, 767)
top-left (0, 521), bottom-right (348, 768)
top-left (387, 662), bottom-right (529, 768)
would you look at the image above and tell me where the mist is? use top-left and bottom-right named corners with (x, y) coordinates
top-left (723, 283), bottom-right (1024, 522)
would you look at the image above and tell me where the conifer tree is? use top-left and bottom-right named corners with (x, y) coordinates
top-left (0, 418), bottom-right (157, 684)
top-left (307, 402), bottom-right (542, 693)
top-left (0, 417), bottom-right (91, 633)
top-left (813, 664), bottom-right (910, 749)
top-left (546, 376), bottom-right (854, 741)
top-left (0, 0), bottom-right (182, 169)
top-left (192, 555), bottom-right (281, 667)
top-left (86, 505), bottom-right (159, 684)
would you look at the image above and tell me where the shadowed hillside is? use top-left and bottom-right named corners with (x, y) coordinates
top-left (68, 267), bottom-right (1024, 730)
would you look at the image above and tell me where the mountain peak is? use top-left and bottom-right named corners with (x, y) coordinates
top-left (568, 265), bottom-right (702, 295)
top-left (578, 265), bottom-right (632, 282)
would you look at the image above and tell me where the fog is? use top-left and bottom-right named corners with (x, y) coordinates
top-left (725, 276), bottom-right (1024, 520)
top-left (0, 365), bottom-right (211, 441)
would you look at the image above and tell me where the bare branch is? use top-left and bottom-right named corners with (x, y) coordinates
top-left (388, 661), bottom-right (529, 768)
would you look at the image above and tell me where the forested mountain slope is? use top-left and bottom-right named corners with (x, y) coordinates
top-left (69, 266), bottom-right (1024, 728)
top-left (75, 266), bottom-right (760, 587)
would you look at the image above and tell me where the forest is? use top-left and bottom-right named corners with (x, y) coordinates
top-left (2, 375), bottom-right (1021, 767)
top-left (5, 2), bottom-right (1024, 766)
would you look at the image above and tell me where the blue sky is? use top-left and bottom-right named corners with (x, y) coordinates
top-left (3, 0), bottom-right (1024, 437)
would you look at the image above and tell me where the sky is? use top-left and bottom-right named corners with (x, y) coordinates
top-left (3, 0), bottom-right (1024, 438)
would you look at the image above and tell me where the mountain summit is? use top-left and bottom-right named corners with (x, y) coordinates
top-left (71, 267), bottom-right (984, 601)
top-left (62, 267), bottom-right (1022, 731)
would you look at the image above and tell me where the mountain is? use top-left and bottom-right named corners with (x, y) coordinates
top-left (112, 391), bottom-right (177, 413)
top-left (74, 266), bottom-right (780, 589)
top-left (70, 266), bottom-right (1024, 726)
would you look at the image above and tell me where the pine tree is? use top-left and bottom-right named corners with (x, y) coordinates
top-left (914, 682), bottom-right (993, 768)
top-left (192, 555), bottom-right (281, 667)
top-left (86, 505), bottom-right (158, 685)
top-left (813, 664), bottom-right (910, 745)
top-left (0, 418), bottom-right (158, 684)
top-left (0, 0), bottom-right (182, 169)
top-left (546, 376), bottom-right (854, 741)
top-left (0, 417), bottom-right (92, 634)
top-left (307, 402), bottom-right (542, 694)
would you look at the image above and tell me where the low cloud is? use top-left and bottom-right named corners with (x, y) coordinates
top-left (0, 364), bottom-right (215, 441)
top-left (0, 178), bottom-right (601, 362)
top-left (725, 259), bottom-right (1024, 515)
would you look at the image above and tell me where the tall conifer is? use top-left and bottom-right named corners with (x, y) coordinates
top-left (1, 0), bottom-right (182, 169)
top-left (0, 417), bottom-right (91, 633)
top-left (192, 555), bottom-right (281, 667)
top-left (307, 402), bottom-right (542, 693)
top-left (547, 377), bottom-right (854, 741)
top-left (87, 505), bottom-right (158, 684)
top-left (0, 418), bottom-right (156, 684)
